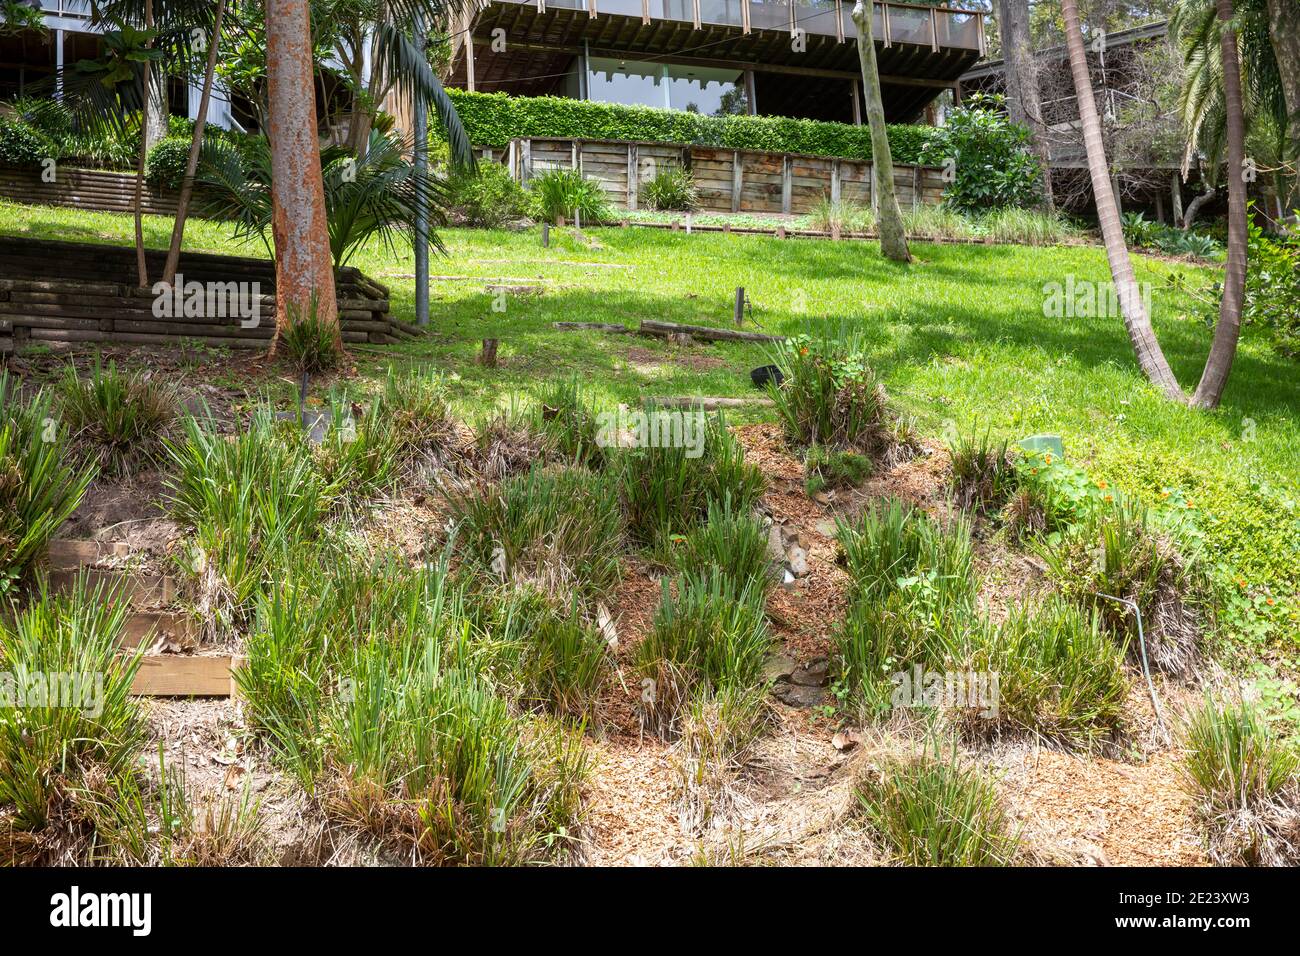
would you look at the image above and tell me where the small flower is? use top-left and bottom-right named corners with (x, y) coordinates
top-left (1159, 490), bottom-right (1170, 499)
top-left (1236, 577), bottom-right (1247, 589)
top-left (1044, 453), bottom-right (1053, 464)
top-left (1266, 597), bottom-right (1276, 606)
top-left (1103, 493), bottom-right (1114, 503)
top-left (1096, 479), bottom-right (1108, 490)
top-left (1185, 501), bottom-right (1195, 509)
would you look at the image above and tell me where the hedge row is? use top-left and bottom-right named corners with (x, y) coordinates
top-left (444, 89), bottom-right (941, 164)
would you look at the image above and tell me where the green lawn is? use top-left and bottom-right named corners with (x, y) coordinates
top-left (4, 199), bottom-right (1298, 652)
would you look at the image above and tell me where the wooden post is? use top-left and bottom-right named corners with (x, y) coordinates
top-left (744, 70), bottom-right (757, 115)
top-left (781, 155), bottom-right (792, 215)
top-left (1171, 172), bottom-right (1184, 227)
top-left (732, 151), bottom-right (743, 213)
top-left (507, 140), bottom-right (517, 179)
top-left (929, 7), bottom-right (938, 51)
top-left (734, 286), bottom-right (745, 327)
top-left (776, 225), bottom-right (786, 239)
top-left (1154, 189), bottom-right (1165, 224)
top-left (642, 0), bottom-right (650, 24)
top-left (464, 16), bottom-right (477, 92)
top-left (831, 159), bottom-right (841, 205)
top-left (723, 221), bottom-right (731, 235)
top-left (521, 138), bottom-right (532, 184)
top-left (480, 338), bottom-right (498, 367)
top-left (627, 143), bottom-right (638, 210)
top-left (868, 162), bottom-right (877, 214)
top-left (912, 165), bottom-right (919, 211)
top-left (831, 221), bottom-right (841, 240)
top-left (542, 222), bottom-right (550, 247)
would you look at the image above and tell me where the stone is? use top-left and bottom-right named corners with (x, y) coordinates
top-left (762, 653), bottom-right (797, 683)
top-left (792, 657), bottom-right (829, 687)
top-left (787, 544), bottom-right (809, 577)
top-left (774, 683), bottom-right (826, 708)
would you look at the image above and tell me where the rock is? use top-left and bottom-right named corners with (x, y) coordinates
top-left (787, 544), bottom-right (809, 577)
top-left (792, 657), bottom-right (829, 687)
top-left (762, 653), bottom-right (797, 683)
top-left (774, 683), bottom-right (827, 708)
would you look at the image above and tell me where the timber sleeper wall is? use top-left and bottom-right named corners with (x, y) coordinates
top-left (0, 164), bottom-right (179, 217)
top-left (0, 236), bottom-right (418, 354)
top-left (506, 136), bottom-right (946, 215)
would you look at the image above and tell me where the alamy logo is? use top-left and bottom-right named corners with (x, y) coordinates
top-left (1041, 275), bottom-right (1152, 320)
top-left (595, 408), bottom-right (705, 458)
top-left (49, 886), bottom-right (151, 936)
top-left (0, 670), bottom-right (103, 717)
top-left (890, 666), bottom-right (1000, 718)
top-left (151, 273), bottom-right (262, 328)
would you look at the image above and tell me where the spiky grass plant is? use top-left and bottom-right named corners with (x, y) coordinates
top-left (529, 166), bottom-right (612, 224)
top-left (858, 740), bottom-right (1019, 866)
top-left (616, 409), bottom-right (764, 547)
top-left (1180, 696), bottom-right (1300, 866)
top-left (451, 464), bottom-right (624, 603)
top-left (0, 373), bottom-right (94, 598)
top-left (0, 579), bottom-right (144, 862)
top-left (675, 682), bottom-right (770, 831)
top-left (670, 496), bottom-right (772, 593)
top-left (807, 196), bottom-right (875, 234)
top-left (766, 330), bottom-right (891, 451)
top-left (534, 377), bottom-right (606, 469)
top-left (373, 365), bottom-right (460, 471)
top-left (903, 204), bottom-right (974, 241)
top-left (278, 297), bottom-right (342, 372)
top-left (805, 444), bottom-right (873, 496)
top-left (947, 429), bottom-right (1016, 512)
top-left (473, 399), bottom-right (556, 480)
top-left (1035, 500), bottom-right (1206, 678)
top-left (979, 207), bottom-right (1079, 245)
top-left (642, 166), bottom-right (700, 212)
top-left (636, 571), bottom-right (772, 738)
top-left (309, 392), bottom-right (400, 502)
top-left (500, 590), bottom-right (609, 721)
top-left (164, 411), bottom-right (329, 633)
top-left (835, 592), bottom-right (950, 719)
top-left (57, 356), bottom-right (178, 478)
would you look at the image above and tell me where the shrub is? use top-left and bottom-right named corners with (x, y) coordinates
top-left (57, 356), bottom-right (178, 478)
top-left (1238, 219), bottom-right (1299, 358)
top-left (0, 117), bottom-right (47, 166)
top-left (670, 496), bottom-right (772, 593)
top-left (447, 160), bottom-right (533, 227)
top-left (805, 445), bottom-right (873, 495)
top-left (947, 429), bottom-right (1015, 513)
top-left (0, 373), bottom-right (94, 597)
top-left (1180, 696), bottom-right (1300, 865)
top-left (145, 135), bottom-right (193, 190)
top-left (501, 590), bottom-right (609, 721)
top-left (450, 464), bottom-right (624, 602)
top-left (533, 377), bottom-right (606, 469)
top-left (279, 298), bottom-right (342, 373)
top-left (978, 207), bottom-right (1078, 245)
top-left (642, 166), bottom-right (699, 212)
top-left (636, 571), bottom-right (772, 737)
top-left (858, 741), bottom-right (1019, 866)
top-left (616, 409), bottom-right (764, 546)
top-left (373, 366), bottom-right (459, 470)
top-left (529, 167), bottom-right (612, 224)
top-left (918, 93), bottom-right (1042, 213)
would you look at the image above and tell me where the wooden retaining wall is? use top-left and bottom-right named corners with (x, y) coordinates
top-left (0, 236), bottom-right (419, 354)
top-left (0, 164), bottom-right (179, 217)
top-left (506, 137), bottom-right (946, 216)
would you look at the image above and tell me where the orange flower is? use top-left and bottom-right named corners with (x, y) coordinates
top-left (1266, 598), bottom-right (1276, 606)
top-left (1096, 479), bottom-right (1108, 490)
top-left (1185, 501), bottom-right (1195, 509)
top-left (1044, 453), bottom-right (1053, 464)
top-left (1103, 493), bottom-right (1114, 503)
top-left (1159, 490), bottom-right (1170, 499)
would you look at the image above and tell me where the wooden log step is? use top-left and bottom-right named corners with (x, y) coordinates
top-left (130, 654), bottom-right (243, 697)
top-left (638, 320), bottom-right (785, 343)
top-left (645, 396), bottom-right (775, 409)
top-left (50, 568), bottom-right (178, 606)
top-left (47, 539), bottom-right (133, 569)
top-left (121, 610), bottom-right (196, 648)
top-left (553, 322), bottom-right (630, 333)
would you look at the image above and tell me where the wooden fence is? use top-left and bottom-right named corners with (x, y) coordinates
top-left (504, 137), bottom-right (946, 216)
top-left (0, 164), bottom-right (179, 217)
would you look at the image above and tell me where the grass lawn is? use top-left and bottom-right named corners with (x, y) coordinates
top-left (4, 198), bottom-right (1297, 653)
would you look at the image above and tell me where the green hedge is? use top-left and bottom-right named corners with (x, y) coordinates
top-left (444, 90), bottom-right (940, 164)
top-left (0, 118), bottom-right (48, 166)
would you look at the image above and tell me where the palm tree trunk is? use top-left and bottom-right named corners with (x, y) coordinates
top-left (162, 0), bottom-right (227, 287)
top-left (1263, 0), bottom-right (1300, 209)
top-left (133, 0), bottom-right (155, 289)
top-left (851, 0), bottom-right (909, 262)
top-left (1190, 0), bottom-right (1248, 409)
top-left (997, 0), bottom-right (1054, 208)
top-left (1061, 0), bottom-right (1184, 402)
top-left (266, 0), bottom-right (340, 352)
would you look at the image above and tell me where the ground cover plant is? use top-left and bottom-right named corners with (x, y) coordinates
top-left (57, 356), bottom-right (178, 478)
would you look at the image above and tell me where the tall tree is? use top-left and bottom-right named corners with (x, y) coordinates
top-left (1190, 0), bottom-right (1248, 408)
top-left (266, 0), bottom-right (338, 347)
top-left (1264, 0), bottom-right (1300, 198)
top-left (131, 0), bottom-right (156, 288)
top-left (851, 0), bottom-right (909, 262)
top-left (1061, 0), bottom-right (1185, 400)
top-left (997, 0), bottom-right (1054, 207)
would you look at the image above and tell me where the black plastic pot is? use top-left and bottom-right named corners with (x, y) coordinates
top-left (751, 365), bottom-right (784, 389)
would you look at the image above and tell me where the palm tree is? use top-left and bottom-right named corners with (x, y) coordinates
top-left (266, 0), bottom-right (338, 348)
top-left (1060, 0), bottom-right (1185, 402)
top-left (851, 0), bottom-right (908, 262)
top-left (1189, 0), bottom-right (1249, 409)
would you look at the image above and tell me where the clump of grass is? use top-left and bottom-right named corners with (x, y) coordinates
top-left (616, 409), bottom-right (764, 547)
top-left (0, 373), bottom-right (94, 597)
top-left (278, 297), bottom-right (342, 372)
top-left (473, 399), bottom-right (555, 480)
top-left (947, 429), bottom-right (1015, 512)
top-left (501, 590), bottom-right (609, 721)
top-left (858, 740), bottom-right (1019, 866)
top-left (372, 366), bottom-right (460, 473)
top-left (670, 496), bottom-right (772, 593)
top-left (1035, 500), bottom-right (1206, 678)
top-left (675, 683), bottom-right (770, 831)
top-left (805, 444), bottom-right (873, 495)
top-left (766, 330), bottom-right (913, 462)
top-left (979, 207), bottom-right (1078, 245)
top-left (310, 393), bottom-right (399, 501)
top-left (534, 377), bottom-right (606, 469)
top-left (57, 356), bottom-right (178, 477)
top-left (835, 592), bottom-right (948, 718)
top-left (636, 571), bottom-right (772, 738)
top-left (1180, 696), bottom-right (1300, 866)
top-left (0, 580), bottom-right (144, 863)
top-left (530, 167), bottom-right (612, 224)
top-left (451, 464), bottom-right (624, 603)
top-left (807, 197), bottom-right (875, 234)
top-left (904, 204), bottom-right (973, 241)
top-left (642, 166), bottom-right (700, 212)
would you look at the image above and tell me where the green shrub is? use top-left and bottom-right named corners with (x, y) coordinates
top-left (1180, 696), bottom-right (1300, 865)
top-left (616, 409), bottom-right (764, 546)
top-left (978, 207), bottom-right (1079, 245)
top-left (806, 197), bottom-right (875, 234)
top-left (636, 571), bottom-right (772, 737)
top-left (947, 429), bottom-right (1015, 512)
top-left (805, 444), bottom-right (873, 495)
top-left (918, 93), bottom-right (1041, 213)
top-left (451, 464), bottom-right (624, 602)
top-left (443, 89), bottom-right (939, 164)
top-left (529, 167), bottom-right (612, 224)
top-left (0, 117), bottom-right (47, 166)
top-left (145, 135), bottom-right (193, 190)
top-left (447, 160), bottom-right (533, 227)
top-left (57, 356), bottom-right (178, 478)
top-left (642, 166), bottom-right (699, 212)
top-left (670, 496), bottom-right (771, 593)
top-left (0, 373), bottom-right (94, 597)
top-left (858, 741), bottom-right (1019, 866)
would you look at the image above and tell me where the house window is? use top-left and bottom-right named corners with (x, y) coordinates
top-left (585, 57), bottom-right (743, 116)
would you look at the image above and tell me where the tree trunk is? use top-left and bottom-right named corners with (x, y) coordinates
top-left (133, 0), bottom-right (155, 289)
top-left (1182, 184), bottom-right (1216, 231)
top-left (1060, 0), bottom-right (1184, 402)
top-left (162, 0), bottom-right (227, 287)
top-left (266, 0), bottom-right (339, 351)
top-left (851, 0), bottom-right (909, 262)
top-left (997, 0), bottom-right (1054, 208)
top-left (1190, 0), bottom-right (1248, 409)
top-left (1264, 0), bottom-right (1300, 209)
top-left (146, 67), bottom-right (168, 149)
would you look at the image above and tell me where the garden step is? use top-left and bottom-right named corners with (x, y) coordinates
top-left (46, 539), bottom-right (134, 569)
top-left (49, 568), bottom-right (179, 606)
top-left (129, 654), bottom-right (243, 698)
top-left (120, 610), bottom-right (196, 648)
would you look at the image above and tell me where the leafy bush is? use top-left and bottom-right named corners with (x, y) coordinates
top-left (636, 571), bottom-right (772, 737)
top-left (144, 135), bottom-right (194, 190)
top-left (529, 167), bottom-right (612, 224)
top-left (447, 160), bottom-right (533, 227)
top-left (1122, 211), bottom-right (1222, 260)
top-left (1180, 696), bottom-right (1300, 865)
top-left (57, 357), bottom-right (178, 478)
top-left (616, 409), bottom-right (764, 546)
top-left (444, 89), bottom-right (940, 164)
top-left (670, 496), bottom-right (771, 593)
top-left (918, 93), bottom-right (1042, 213)
top-left (858, 741), bottom-right (1019, 866)
top-left (977, 206), bottom-right (1079, 245)
top-left (642, 166), bottom-right (699, 212)
top-left (0, 373), bottom-right (94, 597)
top-left (805, 445), bottom-right (873, 496)
top-left (1240, 219), bottom-right (1300, 358)
top-left (0, 117), bottom-right (47, 166)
